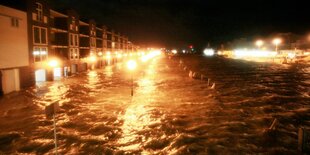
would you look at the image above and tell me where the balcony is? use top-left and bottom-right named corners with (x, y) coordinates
top-left (80, 26), bottom-right (90, 36)
top-left (51, 33), bottom-right (68, 47)
top-left (80, 37), bottom-right (90, 47)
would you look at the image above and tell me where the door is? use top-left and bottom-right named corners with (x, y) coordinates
top-left (2, 69), bottom-right (20, 94)
top-left (53, 67), bottom-right (62, 80)
top-left (71, 64), bottom-right (77, 74)
top-left (35, 69), bottom-right (46, 82)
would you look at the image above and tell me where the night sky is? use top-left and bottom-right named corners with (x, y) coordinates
top-left (7, 0), bottom-right (310, 48)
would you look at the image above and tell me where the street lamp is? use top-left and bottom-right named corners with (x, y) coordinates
top-left (89, 55), bottom-right (97, 62)
top-left (127, 60), bottom-right (137, 96)
top-left (203, 48), bottom-right (215, 56)
top-left (89, 55), bottom-right (97, 69)
top-left (255, 40), bottom-right (264, 49)
top-left (272, 38), bottom-right (282, 52)
top-left (48, 60), bottom-right (59, 68)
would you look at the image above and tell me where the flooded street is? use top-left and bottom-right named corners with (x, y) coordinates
top-left (0, 55), bottom-right (310, 154)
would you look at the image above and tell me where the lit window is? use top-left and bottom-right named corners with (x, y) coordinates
top-left (33, 47), bottom-right (48, 62)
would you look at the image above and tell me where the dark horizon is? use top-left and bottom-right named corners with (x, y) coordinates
top-left (3, 0), bottom-right (310, 48)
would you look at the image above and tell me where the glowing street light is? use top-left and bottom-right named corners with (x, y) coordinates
top-left (117, 54), bottom-right (122, 59)
top-left (141, 55), bottom-right (149, 62)
top-left (255, 40), bottom-right (264, 48)
top-left (127, 60), bottom-right (137, 71)
top-left (89, 55), bottom-right (97, 62)
top-left (106, 54), bottom-right (111, 60)
top-left (127, 60), bottom-right (137, 96)
top-left (203, 48), bottom-right (215, 56)
top-left (272, 38), bottom-right (282, 52)
top-left (106, 52), bottom-right (111, 58)
top-left (172, 49), bottom-right (177, 54)
top-left (48, 60), bottom-right (59, 68)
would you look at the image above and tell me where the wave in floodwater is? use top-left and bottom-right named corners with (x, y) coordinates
top-left (0, 56), bottom-right (309, 154)
top-left (179, 56), bottom-right (310, 153)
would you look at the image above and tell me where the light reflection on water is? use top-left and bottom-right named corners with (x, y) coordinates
top-left (86, 71), bottom-right (99, 89)
top-left (33, 82), bottom-right (69, 108)
top-left (117, 60), bottom-right (160, 152)
top-left (1, 56), bottom-right (309, 154)
top-left (118, 104), bottom-right (152, 150)
top-left (104, 66), bottom-right (114, 78)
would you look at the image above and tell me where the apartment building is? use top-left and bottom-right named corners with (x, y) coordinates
top-left (0, 5), bottom-right (32, 95)
top-left (0, 0), bottom-right (139, 95)
top-left (50, 9), bottom-right (85, 77)
top-left (28, 0), bottom-right (51, 82)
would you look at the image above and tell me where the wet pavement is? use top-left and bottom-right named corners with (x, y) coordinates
top-left (0, 55), bottom-right (310, 154)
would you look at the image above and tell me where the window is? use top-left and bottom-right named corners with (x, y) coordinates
top-left (33, 47), bottom-right (48, 62)
top-left (69, 34), bottom-right (73, 45)
top-left (75, 35), bottom-right (78, 46)
top-left (69, 49), bottom-right (74, 59)
top-left (11, 18), bottom-right (19, 27)
top-left (34, 27), bottom-right (40, 43)
top-left (71, 17), bottom-right (75, 30)
top-left (69, 33), bottom-right (79, 47)
top-left (50, 32), bottom-right (55, 43)
top-left (36, 2), bottom-right (43, 21)
top-left (91, 26), bottom-right (96, 36)
top-left (33, 26), bottom-right (47, 44)
top-left (69, 48), bottom-right (79, 60)
top-left (70, 17), bottom-right (78, 31)
top-left (90, 37), bottom-right (96, 47)
top-left (75, 49), bottom-right (79, 59)
top-left (41, 28), bottom-right (46, 43)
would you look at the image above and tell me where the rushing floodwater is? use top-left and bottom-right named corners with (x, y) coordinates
top-left (0, 55), bottom-right (309, 154)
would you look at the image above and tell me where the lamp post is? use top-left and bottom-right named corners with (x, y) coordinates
top-left (273, 38), bottom-right (282, 53)
top-left (127, 60), bottom-right (137, 96)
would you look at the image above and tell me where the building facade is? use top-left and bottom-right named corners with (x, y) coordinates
top-left (0, 5), bottom-right (32, 95)
top-left (0, 0), bottom-right (139, 95)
